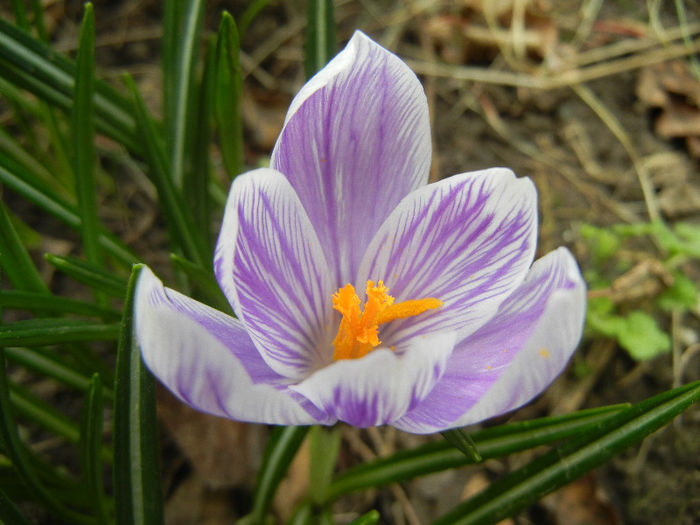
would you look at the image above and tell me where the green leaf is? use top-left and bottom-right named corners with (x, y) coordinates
top-left (215, 12), bottom-right (244, 180)
top-left (0, 350), bottom-right (93, 524)
top-left (4, 346), bottom-right (114, 402)
top-left (0, 319), bottom-right (119, 347)
top-left (0, 160), bottom-right (137, 267)
top-left (325, 405), bottom-right (627, 502)
top-left (246, 426), bottom-right (310, 523)
top-left (0, 489), bottom-right (30, 525)
top-left (80, 373), bottom-right (108, 522)
top-left (431, 380), bottom-right (700, 525)
top-left (617, 311), bottom-right (671, 361)
top-left (113, 264), bottom-right (164, 525)
top-left (305, 0), bottom-right (336, 78)
top-left (72, 3), bottom-right (103, 273)
top-left (167, 0), bottom-right (206, 189)
top-left (124, 74), bottom-right (208, 267)
top-left (658, 271), bottom-right (699, 311)
top-left (348, 510), bottom-right (381, 525)
top-left (579, 223), bottom-right (620, 264)
top-left (0, 17), bottom-right (140, 153)
top-left (309, 425), bottom-right (342, 504)
top-left (169, 254), bottom-right (231, 313)
top-left (0, 290), bottom-right (120, 320)
top-left (46, 253), bottom-right (127, 297)
top-left (440, 428), bottom-right (482, 462)
top-left (0, 202), bottom-right (48, 293)
top-left (237, 0), bottom-right (275, 36)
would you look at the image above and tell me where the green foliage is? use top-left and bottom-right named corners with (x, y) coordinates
top-left (0, 2), bottom-right (697, 524)
top-left (580, 219), bottom-right (700, 361)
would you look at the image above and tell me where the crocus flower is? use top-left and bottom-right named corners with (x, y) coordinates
top-left (134, 31), bottom-right (586, 433)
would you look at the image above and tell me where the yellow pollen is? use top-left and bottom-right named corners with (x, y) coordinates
top-left (332, 280), bottom-right (442, 360)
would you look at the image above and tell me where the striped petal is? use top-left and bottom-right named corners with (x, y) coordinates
top-left (271, 31), bottom-right (431, 285)
top-left (134, 266), bottom-right (321, 425)
top-left (291, 331), bottom-right (456, 427)
top-left (214, 169), bottom-right (336, 380)
top-left (394, 248), bottom-right (586, 433)
top-left (357, 168), bottom-right (537, 347)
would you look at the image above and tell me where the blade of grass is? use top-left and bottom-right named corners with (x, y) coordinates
top-left (0, 18), bottom-right (139, 154)
top-left (432, 380), bottom-right (700, 525)
top-left (80, 373), bottom-right (108, 522)
top-left (238, 0), bottom-right (275, 36)
top-left (0, 350), bottom-right (93, 524)
top-left (245, 426), bottom-right (310, 524)
top-left (168, 0), bottom-right (206, 189)
top-left (169, 254), bottom-right (231, 313)
top-left (0, 489), bottom-right (30, 525)
top-left (349, 510), bottom-right (381, 525)
top-left (325, 404), bottom-right (628, 502)
top-left (215, 12), bottom-right (244, 180)
top-left (45, 253), bottom-right (127, 298)
top-left (0, 290), bottom-right (121, 320)
top-left (124, 74), bottom-right (208, 266)
top-left (305, 0), bottom-right (335, 78)
top-left (0, 202), bottom-right (48, 294)
top-left (4, 346), bottom-right (115, 402)
top-left (72, 3), bottom-right (103, 277)
top-left (113, 264), bottom-right (164, 525)
top-left (0, 319), bottom-right (120, 347)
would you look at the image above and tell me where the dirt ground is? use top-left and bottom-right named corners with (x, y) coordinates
top-left (5, 0), bottom-right (700, 523)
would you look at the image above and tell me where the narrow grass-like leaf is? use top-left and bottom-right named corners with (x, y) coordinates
top-left (0, 489), bottom-right (30, 525)
top-left (246, 426), bottom-right (310, 523)
top-left (0, 319), bottom-right (119, 347)
top-left (441, 428), bottom-right (482, 462)
top-left (72, 3), bottom-right (103, 273)
top-left (0, 290), bottom-right (120, 320)
top-left (349, 510), bottom-right (381, 525)
top-left (10, 0), bottom-right (29, 31)
top-left (188, 37), bottom-right (215, 249)
top-left (4, 347), bottom-right (115, 402)
top-left (0, 18), bottom-right (139, 153)
top-left (0, 350), bottom-right (93, 524)
top-left (215, 12), bottom-right (244, 180)
top-left (80, 373), bottom-right (108, 522)
top-left (46, 253), bottom-right (127, 298)
top-left (432, 380), bottom-right (700, 525)
top-left (168, 0), bottom-right (205, 189)
top-left (325, 404), bottom-right (627, 501)
top-left (237, 0), bottom-right (275, 36)
top-left (9, 380), bottom-right (113, 463)
top-left (113, 264), bottom-right (164, 525)
top-left (162, 0), bottom-right (185, 137)
top-left (309, 425), bottom-right (342, 504)
top-left (29, 0), bottom-right (48, 41)
top-left (305, 0), bottom-right (335, 78)
top-left (0, 162), bottom-right (136, 267)
top-left (125, 74), bottom-right (208, 266)
top-left (0, 202), bottom-right (48, 293)
top-left (169, 254), bottom-right (231, 313)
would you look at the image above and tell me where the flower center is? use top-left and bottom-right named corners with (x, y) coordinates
top-left (332, 280), bottom-right (442, 360)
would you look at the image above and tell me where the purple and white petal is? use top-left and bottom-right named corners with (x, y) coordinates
top-left (214, 168), bottom-right (336, 380)
top-left (394, 248), bottom-right (586, 433)
top-left (134, 266), bottom-right (323, 425)
top-left (358, 168), bottom-right (537, 347)
top-left (271, 31), bottom-right (431, 284)
top-left (291, 331), bottom-right (456, 427)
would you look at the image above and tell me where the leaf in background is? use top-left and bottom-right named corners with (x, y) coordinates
top-left (0, 489), bottom-right (30, 525)
top-left (431, 380), bottom-right (700, 525)
top-left (658, 271), bottom-right (699, 311)
top-left (45, 253), bottom-right (127, 297)
top-left (308, 425), bottom-right (342, 504)
top-left (0, 290), bottom-right (120, 320)
top-left (0, 350), bottom-right (93, 524)
top-left (0, 319), bottom-right (119, 347)
top-left (167, 0), bottom-right (206, 190)
top-left (72, 3), bottom-right (103, 274)
top-left (617, 311), bottom-right (671, 360)
top-left (215, 11), bottom-right (244, 181)
top-left (79, 373), bottom-right (108, 522)
top-left (237, 0), bottom-right (274, 36)
top-left (0, 202), bottom-right (48, 294)
top-left (305, 0), bottom-right (336, 78)
top-left (113, 264), bottom-right (164, 525)
top-left (348, 510), bottom-right (381, 525)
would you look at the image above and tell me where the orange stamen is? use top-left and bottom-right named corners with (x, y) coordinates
top-left (332, 280), bottom-right (442, 360)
